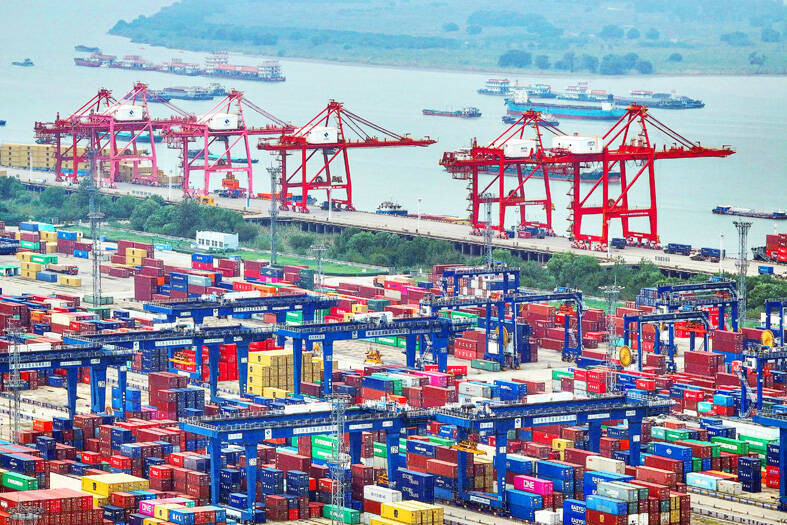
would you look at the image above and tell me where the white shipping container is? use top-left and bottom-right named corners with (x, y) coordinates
top-left (659, 514), bottom-right (669, 525)
top-left (383, 288), bottom-right (402, 301)
top-left (43, 332), bottom-right (62, 341)
top-left (363, 485), bottom-right (403, 503)
top-left (638, 514), bottom-right (649, 525)
top-left (205, 112), bottom-right (240, 130)
top-left (112, 104), bottom-right (147, 121)
top-left (716, 479), bottom-right (742, 495)
top-left (458, 382), bottom-right (492, 397)
top-left (534, 510), bottom-right (561, 525)
top-left (527, 392), bottom-right (574, 403)
top-left (586, 456), bottom-right (625, 474)
top-left (626, 514), bottom-right (638, 525)
top-left (305, 126), bottom-right (339, 144)
top-left (551, 135), bottom-right (602, 154)
top-left (372, 456), bottom-right (387, 470)
top-left (503, 138), bottom-right (539, 158)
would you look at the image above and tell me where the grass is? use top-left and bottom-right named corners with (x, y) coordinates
top-left (72, 225), bottom-right (384, 276)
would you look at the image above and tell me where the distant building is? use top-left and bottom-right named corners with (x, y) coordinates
top-left (196, 230), bottom-right (238, 250)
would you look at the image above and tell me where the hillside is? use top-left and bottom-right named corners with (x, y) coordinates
top-left (109, 0), bottom-right (787, 75)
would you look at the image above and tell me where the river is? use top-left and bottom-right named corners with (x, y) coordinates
top-left (0, 1), bottom-right (784, 251)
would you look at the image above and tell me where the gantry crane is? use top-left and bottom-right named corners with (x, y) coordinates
top-left (441, 110), bottom-right (564, 236)
top-left (164, 90), bottom-right (294, 197)
top-left (259, 100), bottom-right (436, 213)
top-left (441, 105), bottom-right (733, 245)
top-left (557, 105), bottom-right (734, 249)
top-left (34, 83), bottom-right (191, 186)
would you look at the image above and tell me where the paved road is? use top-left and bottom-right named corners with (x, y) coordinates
top-left (7, 167), bottom-right (785, 278)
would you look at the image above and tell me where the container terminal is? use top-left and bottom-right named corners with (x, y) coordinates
top-left (0, 81), bottom-right (785, 525)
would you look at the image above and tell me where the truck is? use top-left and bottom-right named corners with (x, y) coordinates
top-left (690, 247), bottom-right (722, 263)
top-left (610, 238), bottom-right (627, 249)
top-left (46, 263), bottom-right (79, 275)
top-left (664, 243), bottom-right (691, 256)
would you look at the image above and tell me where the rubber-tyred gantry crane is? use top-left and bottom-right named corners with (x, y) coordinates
top-left (164, 90), bottom-right (294, 197)
top-left (259, 100), bottom-right (436, 212)
top-left (557, 105), bottom-right (734, 249)
top-left (440, 110), bottom-right (564, 236)
top-left (34, 83), bottom-right (191, 187)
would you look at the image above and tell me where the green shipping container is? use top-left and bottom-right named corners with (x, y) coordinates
top-left (711, 437), bottom-right (750, 455)
top-left (471, 359), bottom-right (501, 372)
top-left (312, 435), bottom-right (338, 450)
top-left (428, 436), bottom-right (455, 446)
top-left (373, 442), bottom-right (387, 458)
top-left (19, 240), bottom-right (40, 250)
top-left (650, 427), bottom-right (667, 440)
top-left (376, 337), bottom-right (397, 346)
top-left (322, 505), bottom-right (361, 524)
top-left (738, 435), bottom-right (773, 454)
top-left (311, 446), bottom-right (334, 461)
top-left (691, 457), bottom-right (702, 473)
top-left (552, 370), bottom-right (573, 380)
top-left (2, 472), bottom-right (38, 491)
top-left (30, 254), bottom-right (57, 264)
top-left (664, 429), bottom-right (691, 442)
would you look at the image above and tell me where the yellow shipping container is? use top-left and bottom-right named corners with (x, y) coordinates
top-left (403, 502), bottom-right (442, 525)
top-left (143, 518), bottom-right (167, 525)
top-left (370, 518), bottom-right (402, 525)
top-left (16, 252), bottom-right (32, 262)
top-left (381, 503), bottom-right (421, 525)
top-left (46, 242), bottom-right (57, 253)
top-left (552, 438), bottom-right (573, 451)
top-left (59, 276), bottom-right (82, 287)
top-left (21, 270), bottom-right (37, 280)
top-left (21, 262), bottom-right (42, 272)
top-left (397, 502), bottom-right (432, 525)
top-left (247, 383), bottom-right (264, 395)
top-left (126, 247), bottom-right (148, 257)
top-left (263, 387), bottom-right (288, 398)
top-left (154, 503), bottom-right (183, 521)
top-left (352, 303), bottom-right (368, 314)
top-left (92, 496), bottom-right (109, 508)
top-left (126, 256), bottom-right (143, 266)
top-left (81, 473), bottom-right (149, 497)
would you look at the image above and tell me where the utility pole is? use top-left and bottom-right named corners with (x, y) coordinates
top-left (481, 193), bottom-right (494, 268)
top-left (267, 161), bottom-right (281, 266)
top-left (327, 393), bottom-right (351, 524)
top-left (6, 326), bottom-right (24, 442)
top-left (600, 284), bottom-right (623, 392)
top-left (311, 243), bottom-right (329, 290)
top-left (734, 221), bottom-right (751, 330)
top-left (87, 148), bottom-right (105, 307)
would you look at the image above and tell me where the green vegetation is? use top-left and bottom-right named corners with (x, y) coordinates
top-left (4, 177), bottom-right (785, 310)
top-left (109, 0), bottom-right (787, 74)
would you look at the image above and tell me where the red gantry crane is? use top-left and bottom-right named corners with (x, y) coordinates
top-left (34, 83), bottom-right (191, 187)
top-left (555, 105), bottom-right (734, 249)
top-left (440, 110), bottom-right (564, 237)
top-left (259, 100), bottom-right (436, 212)
top-left (164, 90), bottom-right (294, 197)
top-left (441, 105), bottom-right (734, 246)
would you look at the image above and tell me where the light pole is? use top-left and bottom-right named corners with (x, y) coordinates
top-left (719, 233), bottom-right (724, 274)
top-left (328, 188), bottom-right (332, 223)
top-left (417, 197), bottom-right (422, 233)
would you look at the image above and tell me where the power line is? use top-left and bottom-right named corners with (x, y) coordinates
top-left (267, 160), bottom-right (282, 267)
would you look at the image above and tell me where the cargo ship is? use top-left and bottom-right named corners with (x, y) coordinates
top-left (712, 205), bottom-right (786, 220)
top-left (74, 45), bottom-right (100, 53)
top-left (422, 107), bottom-right (481, 118)
top-left (0, 120), bottom-right (5, 127)
top-left (478, 79), bottom-right (512, 96)
top-left (11, 58), bottom-right (34, 67)
top-left (149, 84), bottom-right (227, 102)
top-left (73, 51), bottom-right (286, 82)
top-left (614, 90), bottom-right (704, 109)
top-left (73, 56), bottom-right (103, 67)
top-left (116, 131), bottom-right (163, 143)
top-left (502, 114), bottom-right (559, 127)
top-left (376, 201), bottom-right (408, 216)
top-left (505, 91), bottom-right (626, 121)
top-left (478, 166), bottom-right (621, 183)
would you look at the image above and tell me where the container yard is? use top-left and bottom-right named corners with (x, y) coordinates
top-left (0, 213), bottom-right (783, 525)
